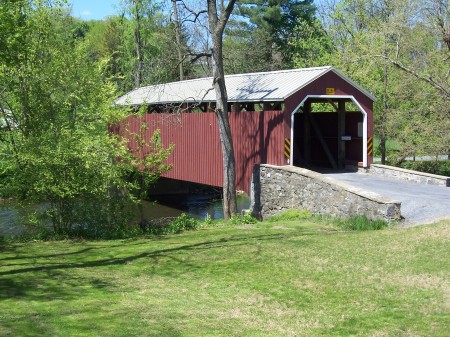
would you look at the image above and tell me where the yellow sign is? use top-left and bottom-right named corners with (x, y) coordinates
top-left (284, 138), bottom-right (291, 159)
top-left (326, 87), bottom-right (335, 95)
top-left (367, 136), bottom-right (373, 156)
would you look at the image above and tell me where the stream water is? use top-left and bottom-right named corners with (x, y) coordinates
top-left (0, 194), bottom-right (250, 237)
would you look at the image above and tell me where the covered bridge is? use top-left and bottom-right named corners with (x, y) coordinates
top-left (114, 66), bottom-right (375, 195)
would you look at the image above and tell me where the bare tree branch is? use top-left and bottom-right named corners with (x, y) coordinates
top-left (188, 51), bottom-right (212, 63)
top-left (217, 0), bottom-right (237, 34)
top-left (376, 54), bottom-right (450, 100)
top-left (177, 1), bottom-right (207, 24)
top-left (172, 50), bottom-right (211, 74)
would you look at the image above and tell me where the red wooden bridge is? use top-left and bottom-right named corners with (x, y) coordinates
top-left (115, 66), bottom-right (375, 195)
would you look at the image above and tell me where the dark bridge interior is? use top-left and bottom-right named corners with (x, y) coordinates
top-left (292, 98), bottom-right (363, 169)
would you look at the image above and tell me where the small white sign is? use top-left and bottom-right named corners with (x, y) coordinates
top-left (341, 136), bottom-right (352, 141)
top-left (358, 122), bottom-right (363, 138)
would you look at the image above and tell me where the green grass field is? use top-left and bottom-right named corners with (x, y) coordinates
top-left (1, 217), bottom-right (449, 336)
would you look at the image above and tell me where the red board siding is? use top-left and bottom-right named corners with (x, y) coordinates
top-left (117, 110), bottom-right (286, 195)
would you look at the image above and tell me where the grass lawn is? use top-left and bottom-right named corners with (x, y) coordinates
top-left (0, 218), bottom-right (449, 336)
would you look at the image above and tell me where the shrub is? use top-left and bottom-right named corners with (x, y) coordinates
top-left (399, 160), bottom-right (450, 177)
top-left (143, 213), bottom-right (200, 235)
top-left (168, 213), bottom-right (200, 233)
top-left (331, 215), bottom-right (388, 231)
top-left (229, 212), bottom-right (258, 225)
top-left (267, 209), bottom-right (312, 222)
top-left (203, 214), bottom-right (213, 226)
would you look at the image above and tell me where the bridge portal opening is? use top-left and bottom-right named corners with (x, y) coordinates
top-left (291, 96), bottom-right (367, 169)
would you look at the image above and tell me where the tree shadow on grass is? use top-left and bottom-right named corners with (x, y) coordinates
top-left (0, 232), bottom-right (309, 276)
top-left (0, 247), bottom-right (96, 264)
top-left (0, 231), bottom-right (313, 336)
top-left (0, 230), bottom-right (319, 312)
top-left (0, 268), bottom-right (119, 301)
top-left (0, 238), bottom-right (162, 260)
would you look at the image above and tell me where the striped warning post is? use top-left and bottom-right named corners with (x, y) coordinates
top-left (367, 136), bottom-right (373, 156)
top-left (284, 138), bottom-right (291, 159)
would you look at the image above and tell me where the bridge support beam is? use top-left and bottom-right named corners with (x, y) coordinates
top-left (337, 100), bottom-right (346, 169)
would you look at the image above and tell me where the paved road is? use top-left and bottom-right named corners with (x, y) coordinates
top-left (323, 171), bottom-right (450, 227)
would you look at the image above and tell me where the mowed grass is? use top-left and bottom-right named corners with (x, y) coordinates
top-left (0, 218), bottom-right (449, 336)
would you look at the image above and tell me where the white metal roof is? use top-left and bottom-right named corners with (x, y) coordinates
top-left (115, 66), bottom-right (375, 106)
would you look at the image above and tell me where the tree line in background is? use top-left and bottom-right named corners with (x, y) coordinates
top-left (315, 0), bottom-right (450, 164)
top-left (70, 0), bottom-right (449, 162)
top-left (0, 0), bottom-right (449, 234)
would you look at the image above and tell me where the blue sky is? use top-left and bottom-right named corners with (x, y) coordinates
top-left (69, 1), bottom-right (327, 21)
top-left (69, 0), bottom-right (122, 20)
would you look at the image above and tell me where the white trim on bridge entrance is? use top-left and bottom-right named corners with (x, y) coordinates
top-left (289, 95), bottom-right (368, 168)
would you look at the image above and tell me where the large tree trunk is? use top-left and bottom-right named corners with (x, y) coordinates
top-left (381, 44), bottom-right (388, 165)
top-left (207, 0), bottom-right (237, 219)
top-left (172, 0), bottom-right (184, 81)
top-left (212, 63), bottom-right (237, 218)
top-left (380, 137), bottom-right (386, 165)
top-left (134, 0), bottom-right (143, 88)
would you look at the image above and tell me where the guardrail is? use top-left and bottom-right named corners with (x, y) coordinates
top-left (369, 164), bottom-right (450, 187)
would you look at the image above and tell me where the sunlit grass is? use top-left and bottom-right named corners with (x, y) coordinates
top-left (1, 218), bottom-right (449, 336)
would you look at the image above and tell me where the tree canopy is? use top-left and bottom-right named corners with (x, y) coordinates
top-left (0, 0), bottom-right (172, 237)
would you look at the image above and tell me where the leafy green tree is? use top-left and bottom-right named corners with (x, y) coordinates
top-left (63, 1), bottom-right (192, 93)
top-left (122, 122), bottom-right (174, 226)
top-left (228, 0), bottom-right (317, 70)
top-left (290, 17), bottom-right (334, 68)
top-left (315, 0), bottom-right (449, 163)
top-left (113, 0), bottom-right (192, 91)
top-left (223, 19), bottom-right (279, 73)
top-left (381, 0), bottom-right (450, 160)
top-left (313, 0), bottom-right (411, 163)
top-left (0, 0), bottom-right (173, 237)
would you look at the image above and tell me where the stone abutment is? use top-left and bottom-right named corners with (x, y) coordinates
top-left (251, 164), bottom-right (401, 222)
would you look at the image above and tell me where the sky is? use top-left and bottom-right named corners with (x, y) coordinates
top-left (69, 0), bottom-right (122, 21)
top-left (69, 0), bottom-right (328, 21)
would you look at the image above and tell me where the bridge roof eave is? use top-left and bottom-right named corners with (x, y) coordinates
top-left (114, 66), bottom-right (375, 107)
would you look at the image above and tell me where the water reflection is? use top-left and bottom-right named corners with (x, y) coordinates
top-left (146, 193), bottom-right (250, 221)
top-left (0, 194), bottom-right (250, 237)
top-left (0, 200), bottom-right (28, 237)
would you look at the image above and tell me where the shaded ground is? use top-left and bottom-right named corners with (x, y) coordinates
top-left (324, 171), bottom-right (450, 227)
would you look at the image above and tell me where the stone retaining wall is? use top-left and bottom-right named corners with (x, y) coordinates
top-left (369, 164), bottom-right (450, 187)
top-left (251, 164), bottom-right (401, 222)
